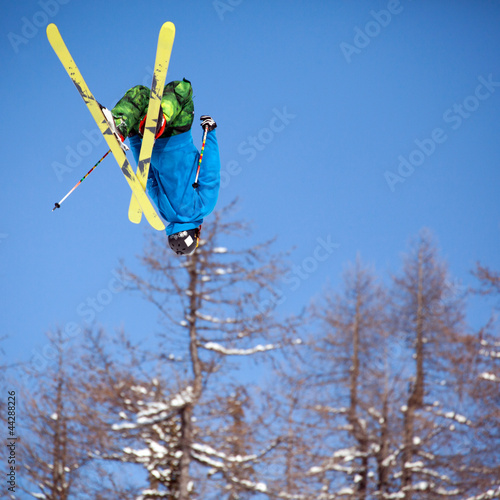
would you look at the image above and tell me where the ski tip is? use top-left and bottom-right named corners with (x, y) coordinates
top-left (46, 23), bottom-right (58, 37)
top-left (161, 21), bottom-right (176, 35)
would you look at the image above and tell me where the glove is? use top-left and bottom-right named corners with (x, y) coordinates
top-left (200, 115), bottom-right (217, 132)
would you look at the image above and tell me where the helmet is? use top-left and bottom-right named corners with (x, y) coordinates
top-left (168, 227), bottom-right (201, 255)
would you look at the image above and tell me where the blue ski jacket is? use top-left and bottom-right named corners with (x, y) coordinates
top-left (129, 129), bottom-right (221, 236)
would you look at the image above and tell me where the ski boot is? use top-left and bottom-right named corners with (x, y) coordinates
top-left (100, 105), bottom-right (129, 153)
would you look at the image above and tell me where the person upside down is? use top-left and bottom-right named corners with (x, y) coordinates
top-left (102, 79), bottom-right (220, 256)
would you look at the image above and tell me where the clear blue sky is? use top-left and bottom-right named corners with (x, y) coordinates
top-left (1, 0), bottom-right (499, 373)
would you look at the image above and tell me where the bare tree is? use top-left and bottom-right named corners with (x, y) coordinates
top-left (465, 263), bottom-right (500, 498)
top-left (392, 230), bottom-right (477, 499)
top-left (18, 329), bottom-right (136, 500)
top-left (300, 257), bottom-right (395, 499)
top-left (293, 233), bottom-right (491, 500)
top-left (74, 327), bottom-right (181, 499)
top-left (16, 229), bottom-right (500, 499)
top-left (473, 263), bottom-right (500, 298)
top-left (93, 205), bottom-right (299, 499)
top-left (262, 350), bottom-right (323, 499)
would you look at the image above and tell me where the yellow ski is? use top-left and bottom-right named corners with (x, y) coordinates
top-left (128, 22), bottom-right (175, 224)
top-left (46, 23), bottom-right (165, 231)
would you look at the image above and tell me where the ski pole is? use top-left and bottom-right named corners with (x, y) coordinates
top-left (52, 149), bottom-right (111, 211)
top-left (192, 126), bottom-right (208, 189)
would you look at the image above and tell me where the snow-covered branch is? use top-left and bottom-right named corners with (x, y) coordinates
top-left (480, 372), bottom-right (500, 382)
top-left (432, 409), bottom-right (473, 426)
top-left (308, 447), bottom-right (362, 476)
top-left (112, 386), bottom-right (194, 431)
top-left (466, 486), bottom-right (500, 500)
top-left (192, 437), bottom-right (282, 469)
top-left (201, 341), bottom-right (279, 356)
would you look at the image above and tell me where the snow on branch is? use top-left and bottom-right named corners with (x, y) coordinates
top-left (192, 443), bottom-right (257, 464)
top-left (200, 337), bottom-right (302, 356)
top-left (433, 486), bottom-right (461, 496)
top-left (479, 347), bottom-right (500, 359)
top-left (404, 460), bottom-right (425, 470)
top-left (385, 493), bottom-right (406, 499)
top-left (308, 447), bottom-right (361, 476)
top-left (212, 247), bottom-right (228, 254)
top-left (191, 438), bottom-right (282, 483)
top-left (337, 487), bottom-right (356, 496)
top-left (122, 446), bottom-right (152, 462)
top-left (481, 339), bottom-right (500, 348)
top-left (192, 438), bottom-right (281, 467)
top-left (228, 477), bottom-right (268, 494)
top-left (112, 387), bottom-right (193, 431)
top-left (314, 405), bottom-right (348, 414)
top-left (191, 449), bottom-right (269, 495)
top-left (382, 447), bottom-right (402, 468)
top-left (137, 486), bottom-right (185, 500)
top-left (201, 341), bottom-right (280, 356)
top-left (194, 312), bottom-right (237, 324)
top-left (274, 493), bottom-right (307, 500)
top-left (433, 409), bottom-right (473, 426)
top-left (480, 372), bottom-right (500, 382)
top-left (465, 486), bottom-right (500, 500)
top-left (137, 491), bottom-right (169, 499)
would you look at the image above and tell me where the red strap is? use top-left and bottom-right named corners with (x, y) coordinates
top-left (139, 113), bottom-right (166, 138)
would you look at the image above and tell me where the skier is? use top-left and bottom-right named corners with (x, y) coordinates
top-left (102, 79), bottom-right (220, 256)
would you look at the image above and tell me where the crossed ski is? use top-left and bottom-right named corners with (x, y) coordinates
top-left (47, 22), bottom-right (175, 231)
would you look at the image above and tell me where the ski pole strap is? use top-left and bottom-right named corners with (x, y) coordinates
top-left (192, 126), bottom-right (208, 189)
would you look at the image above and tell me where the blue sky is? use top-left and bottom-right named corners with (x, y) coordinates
top-left (1, 0), bottom-right (499, 374)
